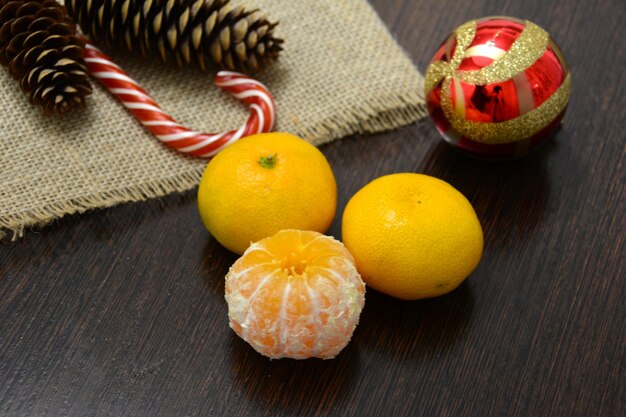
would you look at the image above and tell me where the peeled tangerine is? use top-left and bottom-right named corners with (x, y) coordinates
top-left (225, 229), bottom-right (365, 359)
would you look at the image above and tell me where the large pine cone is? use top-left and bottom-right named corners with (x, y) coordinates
top-left (0, 0), bottom-right (92, 115)
top-left (66, 0), bottom-right (283, 73)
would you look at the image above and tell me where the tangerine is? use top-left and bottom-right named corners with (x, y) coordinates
top-left (197, 132), bottom-right (337, 255)
top-left (342, 173), bottom-right (483, 300)
top-left (225, 229), bottom-right (365, 359)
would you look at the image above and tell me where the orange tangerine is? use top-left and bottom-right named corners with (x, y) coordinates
top-left (342, 173), bottom-right (483, 300)
top-left (197, 132), bottom-right (337, 255)
top-left (225, 229), bottom-right (365, 359)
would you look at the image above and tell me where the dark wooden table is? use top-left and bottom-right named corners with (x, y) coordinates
top-left (1, 0), bottom-right (625, 416)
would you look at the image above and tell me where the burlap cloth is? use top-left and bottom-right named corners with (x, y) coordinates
top-left (0, 0), bottom-right (426, 239)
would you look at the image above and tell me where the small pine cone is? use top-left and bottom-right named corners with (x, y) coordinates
top-left (0, 0), bottom-right (92, 115)
top-left (66, 0), bottom-right (283, 73)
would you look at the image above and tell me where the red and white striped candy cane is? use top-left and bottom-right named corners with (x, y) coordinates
top-left (81, 40), bottom-right (276, 158)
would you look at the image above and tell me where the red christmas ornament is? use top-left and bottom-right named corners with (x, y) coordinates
top-left (425, 17), bottom-right (571, 158)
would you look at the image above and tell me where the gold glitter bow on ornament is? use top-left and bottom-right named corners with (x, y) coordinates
top-left (424, 19), bottom-right (572, 144)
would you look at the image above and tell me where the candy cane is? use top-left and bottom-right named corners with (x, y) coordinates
top-left (81, 40), bottom-right (276, 158)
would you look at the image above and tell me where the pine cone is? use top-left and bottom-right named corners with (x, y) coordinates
top-left (66, 0), bottom-right (283, 73)
top-left (0, 0), bottom-right (92, 115)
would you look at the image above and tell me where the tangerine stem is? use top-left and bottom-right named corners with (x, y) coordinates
top-left (259, 154), bottom-right (278, 169)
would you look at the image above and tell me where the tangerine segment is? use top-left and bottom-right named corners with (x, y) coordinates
top-left (225, 229), bottom-right (365, 359)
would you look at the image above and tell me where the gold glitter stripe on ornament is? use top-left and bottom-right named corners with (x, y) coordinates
top-left (425, 20), bottom-right (550, 94)
top-left (457, 21), bottom-right (550, 85)
top-left (440, 73), bottom-right (571, 144)
top-left (425, 61), bottom-right (450, 94)
top-left (449, 20), bottom-right (477, 68)
top-left (425, 20), bottom-right (477, 93)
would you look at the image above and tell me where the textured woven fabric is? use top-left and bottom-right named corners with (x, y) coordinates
top-left (0, 0), bottom-right (426, 239)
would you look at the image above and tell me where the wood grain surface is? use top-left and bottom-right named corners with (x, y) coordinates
top-left (1, 0), bottom-right (625, 416)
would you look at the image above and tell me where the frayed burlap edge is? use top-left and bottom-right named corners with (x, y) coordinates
top-left (0, 95), bottom-right (426, 241)
top-left (0, 168), bottom-right (203, 241)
